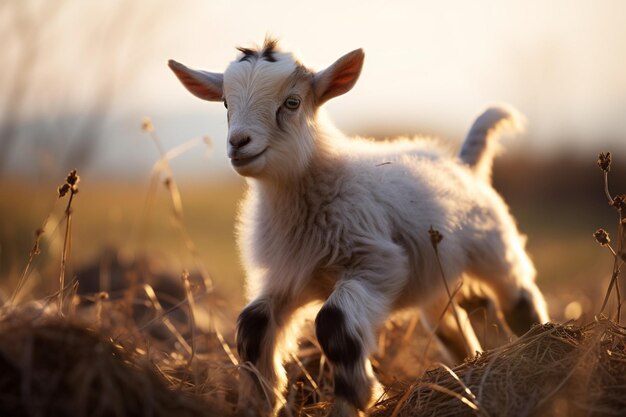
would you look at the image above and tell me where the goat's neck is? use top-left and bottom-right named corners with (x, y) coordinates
top-left (255, 120), bottom-right (340, 209)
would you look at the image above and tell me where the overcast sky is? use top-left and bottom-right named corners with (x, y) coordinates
top-left (2, 0), bottom-right (625, 180)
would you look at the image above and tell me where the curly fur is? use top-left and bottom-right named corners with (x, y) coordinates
top-left (169, 39), bottom-right (549, 417)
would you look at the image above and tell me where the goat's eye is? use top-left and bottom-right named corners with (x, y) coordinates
top-left (284, 96), bottom-right (301, 110)
top-left (223, 99), bottom-right (228, 109)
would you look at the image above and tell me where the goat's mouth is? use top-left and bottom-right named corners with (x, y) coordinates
top-left (230, 148), bottom-right (267, 167)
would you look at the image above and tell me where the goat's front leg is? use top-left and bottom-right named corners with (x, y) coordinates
top-left (316, 242), bottom-right (408, 417)
top-left (236, 296), bottom-right (297, 416)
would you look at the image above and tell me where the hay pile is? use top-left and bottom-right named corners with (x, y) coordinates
top-left (2, 303), bottom-right (626, 417)
top-left (0, 311), bottom-right (222, 417)
top-left (371, 319), bottom-right (626, 417)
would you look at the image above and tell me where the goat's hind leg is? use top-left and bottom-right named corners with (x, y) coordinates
top-left (421, 293), bottom-right (482, 364)
top-left (469, 234), bottom-right (549, 337)
top-left (471, 271), bottom-right (548, 337)
top-left (502, 282), bottom-right (548, 336)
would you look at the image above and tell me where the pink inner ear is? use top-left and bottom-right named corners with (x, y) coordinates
top-left (183, 78), bottom-right (220, 99)
top-left (332, 72), bottom-right (359, 86)
top-left (175, 72), bottom-right (222, 101)
top-left (169, 60), bottom-right (223, 102)
top-left (317, 49), bottom-right (364, 104)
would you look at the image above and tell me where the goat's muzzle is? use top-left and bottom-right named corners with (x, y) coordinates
top-left (230, 148), bottom-right (267, 167)
top-left (229, 134), bottom-right (251, 149)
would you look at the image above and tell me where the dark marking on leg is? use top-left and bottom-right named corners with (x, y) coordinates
top-left (236, 301), bottom-right (270, 364)
top-left (435, 329), bottom-right (468, 363)
top-left (504, 296), bottom-right (541, 337)
top-left (315, 305), bottom-right (362, 365)
top-left (334, 372), bottom-right (365, 410)
top-left (316, 305), bottom-right (367, 409)
top-left (458, 293), bottom-right (492, 313)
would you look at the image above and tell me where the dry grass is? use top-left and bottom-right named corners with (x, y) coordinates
top-left (372, 320), bottom-right (626, 417)
top-left (0, 312), bottom-right (221, 417)
top-left (2, 300), bottom-right (626, 417)
top-left (1, 131), bottom-right (626, 416)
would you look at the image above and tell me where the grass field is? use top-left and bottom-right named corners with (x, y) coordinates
top-left (2, 154), bottom-right (623, 312)
top-left (0, 152), bottom-right (625, 416)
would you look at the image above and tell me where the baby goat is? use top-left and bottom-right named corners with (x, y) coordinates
top-left (169, 39), bottom-right (549, 417)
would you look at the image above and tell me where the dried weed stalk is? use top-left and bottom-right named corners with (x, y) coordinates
top-left (595, 152), bottom-right (625, 321)
top-left (57, 169), bottom-right (80, 315)
top-left (428, 226), bottom-right (471, 356)
top-left (181, 269), bottom-right (197, 365)
top-left (9, 218), bottom-right (52, 306)
top-left (6, 170), bottom-right (79, 312)
top-left (140, 117), bottom-right (214, 292)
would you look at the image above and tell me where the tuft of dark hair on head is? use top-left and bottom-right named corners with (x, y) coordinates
top-left (262, 36), bottom-right (279, 62)
top-left (236, 37), bottom-right (280, 63)
top-left (236, 47), bottom-right (257, 63)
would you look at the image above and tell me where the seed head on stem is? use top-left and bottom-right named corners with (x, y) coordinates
top-left (57, 169), bottom-right (80, 315)
top-left (594, 228), bottom-right (611, 247)
top-left (429, 226), bottom-right (443, 247)
top-left (598, 152), bottom-right (612, 173)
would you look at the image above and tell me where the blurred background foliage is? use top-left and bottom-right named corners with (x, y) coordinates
top-left (1, 1), bottom-right (625, 320)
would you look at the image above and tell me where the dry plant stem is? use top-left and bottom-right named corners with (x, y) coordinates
top-left (67, 283), bottom-right (79, 317)
top-left (416, 382), bottom-right (480, 413)
top-left (432, 244), bottom-right (471, 355)
top-left (9, 209), bottom-right (55, 306)
top-left (181, 270), bottom-right (196, 366)
top-left (604, 171), bottom-right (614, 205)
top-left (438, 363), bottom-right (477, 403)
top-left (142, 284), bottom-right (193, 355)
top-left (437, 363), bottom-right (487, 416)
top-left (597, 157), bottom-right (624, 321)
top-left (145, 128), bottom-right (214, 292)
top-left (597, 164), bottom-right (625, 320)
top-left (58, 190), bottom-right (76, 315)
top-left (95, 292), bottom-right (109, 328)
top-left (289, 352), bottom-right (320, 393)
top-left (9, 191), bottom-right (68, 307)
top-left (214, 326), bottom-right (239, 366)
top-left (130, 297), bottom-right (188, 335)
top-left (615, 278), bottom-right (622, 322)
top-left (617, 209), bottom-right (625, 322)
top-left (388, 385), bottom-right (414, 417)
top-left (238, 361), bottom-right (289, 414)
top-left (10, 247), bottom-right (39, 306)
top-left (598, 244), bottom-right (623, 321)
top-left (420, 281), bottom-right (464, 371)
top-left (402, 313), bottom-right (420, 344)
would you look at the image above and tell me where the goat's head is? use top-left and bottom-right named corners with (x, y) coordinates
top-left (169, 39), bottom-right (364, 179)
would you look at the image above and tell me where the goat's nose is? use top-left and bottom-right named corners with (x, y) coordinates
top-left (229, 135), bottom-right (251, 149)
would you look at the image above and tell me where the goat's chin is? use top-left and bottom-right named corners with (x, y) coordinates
top-left (231, 153), bottom-right (267, 177)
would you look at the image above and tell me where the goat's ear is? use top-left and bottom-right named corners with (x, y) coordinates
top-left (168, 59), bottom-right (223, 101)
top-left (313, 49), bottom-right (364, 105)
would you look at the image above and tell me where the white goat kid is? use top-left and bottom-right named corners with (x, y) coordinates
top-left (169, 39), bottom-right (549, 417)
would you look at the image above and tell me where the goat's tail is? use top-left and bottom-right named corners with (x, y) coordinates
top-left (459, 105), bottom-right (525, 183)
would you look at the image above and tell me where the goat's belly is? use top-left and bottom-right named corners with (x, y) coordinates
top-left (308, 267), bottom-right (342, 300)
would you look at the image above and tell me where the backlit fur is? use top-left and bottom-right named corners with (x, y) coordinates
top-left (170, 39), bottom-right (549, 417)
